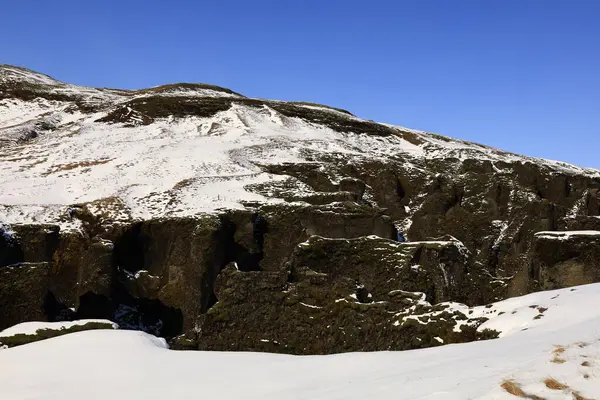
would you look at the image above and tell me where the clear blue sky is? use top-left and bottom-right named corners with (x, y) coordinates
top-left (2, 1), bottom-right (599, 169)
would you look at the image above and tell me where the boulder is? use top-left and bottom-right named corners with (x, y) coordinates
top-left (338, 177), bottom-right (366, 200)
top-left (76, 238), bottom-right (115, 300)
top-left (0, 263), bottom-right (50, 330)
top-left (531, 231), bottom-right (600, 289)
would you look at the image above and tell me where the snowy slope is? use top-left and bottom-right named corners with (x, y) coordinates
top-left (1, 284), bottom-right (600, 399)
top-left (1, 65), bottom-right (599, 230)
top-left (0, 65), bottom-right (62, 86)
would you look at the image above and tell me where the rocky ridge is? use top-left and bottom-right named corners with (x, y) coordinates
top-left (1, 64), bottom-right (599, 354)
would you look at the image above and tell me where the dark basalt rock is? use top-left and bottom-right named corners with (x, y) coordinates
top-left (0, 263), bottom-right (50, 330)
top-left (192, 237), bottom-right (495, 354)
top-left (530, 232), bottom-right (600, 290)
top-left (257, 202), bottom-right (395, 272)
top-left (338, 177), bottom-right (366, 200)
top-left (285, 235), bottom-right (472, 304)
top-left (112, 216), bottom-right (227, 331)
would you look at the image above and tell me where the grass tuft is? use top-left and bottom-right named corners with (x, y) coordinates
top-left (551, 345), bottom-right (567, 363)
top-left (500, 380), bottom-right (544, 399)
top-left (572, 391), bottom-right (592, 400)
top-left (43, 159), bottom-right (113, 176)
top-left (543, 377), bottom-right (569, 390)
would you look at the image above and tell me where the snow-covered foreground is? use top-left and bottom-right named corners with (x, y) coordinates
top-left (1, 285), bottom-right (600, 399)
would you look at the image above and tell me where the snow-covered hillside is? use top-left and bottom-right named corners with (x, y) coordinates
top-left (1, 283), bottom-right (600, 399)
top-left (1, 64), bottom-right (598, 230)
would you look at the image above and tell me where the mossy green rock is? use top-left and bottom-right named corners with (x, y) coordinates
top-left (193, 237), bottom-right (494, 355)
top-left (0, 263), bottom-right (50, 330)
top-left (531, 232), bottom-right (600, 290)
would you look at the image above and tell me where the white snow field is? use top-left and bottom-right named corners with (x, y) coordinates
top-left (1, 284), bottom-right (600, 399)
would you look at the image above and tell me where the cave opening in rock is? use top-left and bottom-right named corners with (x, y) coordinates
top-left (396, 179), bottom-right (406, 201)
top-left (391, 224), bottom-right (400, 242)
top-left (536, 188), bottom-right (545, 199)
top-left (251, 213), bottom-right (268, 253)
top-left (355, 283), bottom-right (373, 303)
top-left (75, 291), bottom-right (115, 320)
top-left (410, 247), bottom-right (423, 265)
top-left (115, 298), bottom-right (183, 338)
top-left (110, 284), bottom-right (184, 338)
top-left (203, 214), bottom-right (267, 313)
top-left (43, 291), bottom-right (75, 322)
top-left (113, 222), bottom-right (145, 273)
top-left (235, 250), bottom-right (263, 272)
top-left (565, 180), bottom-right (572, 197)
top-left (205, 291), bottom-right (218, 311)
top-left (0, 227), bottom-right (24, 267)
top-left (225, 214), bottom-right (268, 272)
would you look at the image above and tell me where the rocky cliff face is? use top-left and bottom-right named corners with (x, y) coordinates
top-left (1, 64), bottom-right (599, 353)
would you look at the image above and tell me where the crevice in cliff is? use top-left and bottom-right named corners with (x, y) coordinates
top-left (93, 221), bottom-right (184, 337)
top-left (396, 178), bottom-right (406, 201)
top-left (220, 213), bottom-right (267, 273)
top-left (200, 218), bottom-right (235, 313)
top-left (205, 291), bottom-right (218, 311)
top-left (43, 291), bottom-right (75, 322)
top-left (410, 247), bottom-right (423, 265)
top-left (452, 188), bottom-right (464, 208)
top-left (202, 214), bottom-right (268, 313)
top-left (565, 179), bottom-right (572, 198)
top-left (547, 204), bottom-right (558, 231)
top-left (75, 291), bottom-right (114, 320)
top-left (587, 189), bottom-right (600, 216)
top-left (107, 282), bottom-right (183, 338)
top-left (0, 229), bottom-right (24, 267)
top-left (355, 282), bottom-right (373, 303)
top-left (536, 188), bottom-right (544, 199)
top-left (114, 298), bottom-right (183, 338)
top-left (114, 222), bottom-right (144, 273)
top-left (494, 183), bottom-right (510, 218)
top-left (441, 187), bottom-right (464, 214)
top-left (235, 252), bottom-right (263, 272)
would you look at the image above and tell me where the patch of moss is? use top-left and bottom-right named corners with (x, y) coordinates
top-left (94, 94), bottom-right (405, 139)
top-left (96, 96), bottom-right (233, 124)
top-left (0, 81), bottom-right (106, 113)
top-left (0, 321), bottom-right (115, 348)
top-left (286, 101), bottom-right (353, 115)
top-left (136, 82), bottom-right (243, 97)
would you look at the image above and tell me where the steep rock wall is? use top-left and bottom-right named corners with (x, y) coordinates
top-left (2, 65), bottom-right (600, 353)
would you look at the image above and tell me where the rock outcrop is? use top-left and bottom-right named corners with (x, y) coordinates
top-left (0, 263), bottom-right (50, 329)
top-left (531, 231), bottom-right (600, 290)
top-left (193, 237), bottom-right (494, 355)
top-left (1, 64), bottom-right (600, 353)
